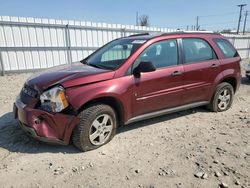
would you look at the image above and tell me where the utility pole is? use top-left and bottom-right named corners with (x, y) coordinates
top-left (237, 4), bottom-right (247, 34)
top-left (196, 16), bottom-right (200, 31)
top-left (136, 12), bottom-right (139, 26)
top-left (243, 11), bottom-right (248, 35)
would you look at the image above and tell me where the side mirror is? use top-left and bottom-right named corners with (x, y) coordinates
top-left (133, 61), bottom-right (156, 77)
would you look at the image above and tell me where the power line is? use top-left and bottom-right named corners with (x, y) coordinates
top-left (201, 20), bottom-right (238, 26)
top-left (195, 11), bottom-right (241, 31)
top-left (199, 12), bottom-right (238, 18)
top-left (163, 9), bottom-right (249, 31)
top-left (173, 20), bottom-right (238, 31)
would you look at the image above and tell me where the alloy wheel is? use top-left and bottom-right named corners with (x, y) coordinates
top-left (217, 89), bottom-right (231, 110)
top-left (89, 114), bottom-right (114, 146)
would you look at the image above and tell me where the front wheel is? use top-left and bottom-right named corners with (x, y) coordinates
top-left (208, 82), bottom-right (234, 112)
top-left (72, 104), bottom-right (117, 152)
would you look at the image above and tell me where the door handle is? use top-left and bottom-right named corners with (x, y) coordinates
top-left (171, 71), bottom-right (183, 76)
top-left (211, 64), bottom-right (220, 68)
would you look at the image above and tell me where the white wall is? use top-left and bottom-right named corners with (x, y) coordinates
top-left (0, 16), bottom-right (176, 73)
top-left (0, 16), bottom-right (249, 74)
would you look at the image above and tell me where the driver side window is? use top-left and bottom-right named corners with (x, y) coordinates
top-left (135, 39), bottom-right (178, 69)
top-left (101, 44), bottom-right (132, 62)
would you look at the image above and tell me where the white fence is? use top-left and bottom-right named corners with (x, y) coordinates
top-left (224, 34), bottom-right (250, 60)
top-left (0, 16), bottom-right (176, 75)
top-left (0, 16), bottom-right (250, 75)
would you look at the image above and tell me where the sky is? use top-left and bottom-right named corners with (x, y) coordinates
top-left (0, 0), bottom-right (249, 31)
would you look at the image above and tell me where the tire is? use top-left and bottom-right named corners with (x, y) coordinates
top-left (72, 104), bottom-right (117, 152)
top-left (208, 82), bottom-right (234, 112)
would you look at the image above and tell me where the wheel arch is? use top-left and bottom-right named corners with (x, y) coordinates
top-left (77, 96), bottom-right (125, 126)
top-left (219, 76), bottom-right (237, 92)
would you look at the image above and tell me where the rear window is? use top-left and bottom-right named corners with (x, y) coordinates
top-left (182, 38), bottom-right (216, 64)
top-left (214, 38), bottom-right (238, 58)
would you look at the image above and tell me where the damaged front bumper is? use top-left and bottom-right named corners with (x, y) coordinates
top-left (13, 97), bottom-right (79, 145)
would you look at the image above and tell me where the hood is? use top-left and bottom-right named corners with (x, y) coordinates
top-left (26, 62), bottom-right (115, 92)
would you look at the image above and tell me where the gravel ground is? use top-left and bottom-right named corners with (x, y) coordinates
top-left (0, 62), bottom-right (249, 188)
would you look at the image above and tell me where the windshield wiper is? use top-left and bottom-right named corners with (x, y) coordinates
top-left (88, 63), bottom-right (112, 70)
top-left (88, 64), bottom-right (103, 69)
top-left (80, 59), bottom-right (88, 64)
top-left (81, 59), bottom-right (112, 70)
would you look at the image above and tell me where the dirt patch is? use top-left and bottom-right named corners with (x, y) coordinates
top-left (0, 67), bottom-right (249, 188)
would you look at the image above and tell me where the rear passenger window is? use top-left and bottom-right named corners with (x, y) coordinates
top-left (214, 39), bottom-right (238, 58)
top-left (182, 38), bottom-right (216, 64)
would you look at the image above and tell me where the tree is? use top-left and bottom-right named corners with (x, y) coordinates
top-left (139, 15), bottom-right (150, 27)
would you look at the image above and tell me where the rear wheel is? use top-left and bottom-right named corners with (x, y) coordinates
top-left (72, 104), bottom-right (117, 152)
top-left (208, 82), bottom-right (234, 112)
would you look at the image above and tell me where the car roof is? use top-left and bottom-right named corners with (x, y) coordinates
top-left (124, 31), bottom-right (222, 41)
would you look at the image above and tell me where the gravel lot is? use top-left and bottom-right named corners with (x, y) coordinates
top-left (0, 62), bottom-right (249, 188)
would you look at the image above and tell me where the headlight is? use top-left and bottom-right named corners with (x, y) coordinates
top-left (40, 86), bottom-right (69, 112)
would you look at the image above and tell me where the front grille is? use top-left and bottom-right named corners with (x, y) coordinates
top-left (20, 84), bottom-right (38, 104)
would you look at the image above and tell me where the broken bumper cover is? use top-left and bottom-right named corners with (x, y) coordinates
top-left (18, 121), bottom-right (67, 145)
top-left (13, 98), bottom-right (79, 145)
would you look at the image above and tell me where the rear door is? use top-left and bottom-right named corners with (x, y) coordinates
top-left (181, 38), bottom-right (221, 104)
top-left (132, 39), bottom-right (184, 116)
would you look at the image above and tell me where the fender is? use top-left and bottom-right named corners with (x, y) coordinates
top-left (65, 76), bottom-right (135, 123)
top-left (214, 68), bottom-right (239, 90)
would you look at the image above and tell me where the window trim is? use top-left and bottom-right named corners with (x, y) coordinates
top-left (101, 44), bottom-right (134, 62)
top-left (129, 38), bottom-right (181, 74)
top-left (180, 37), bottom-right (218, 65)
top-left (213, 38), bottom-right (239, 59)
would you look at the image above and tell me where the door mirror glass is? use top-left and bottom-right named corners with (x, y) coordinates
top-left (133, 61), bottom-right (156, 76)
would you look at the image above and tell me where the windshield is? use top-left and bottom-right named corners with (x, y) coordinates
top-left (82, 38), bottom-right (146, 70)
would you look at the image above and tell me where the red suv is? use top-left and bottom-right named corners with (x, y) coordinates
top-left (14, 32), bottom-right (241, 151)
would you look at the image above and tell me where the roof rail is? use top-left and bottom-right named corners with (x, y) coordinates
top-left (128, 31), bottom-right (219, 38)
top-left (183, 30), bottom-right (216, 33)
top-left (160, 31), bottom-right (219, 36)
top-left (129, 33), bottom-right (150, 37)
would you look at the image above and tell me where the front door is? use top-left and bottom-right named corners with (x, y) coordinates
top-left (132, 39), bottom-right (184, 117)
